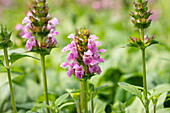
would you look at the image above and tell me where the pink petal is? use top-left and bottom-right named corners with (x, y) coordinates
top-left (68, 33), bottom-right (75, 39)
top-left (22, 32), bottom-right (32, 39)
top-left (60, 61), bottom-right (70, 68)
top-left (98, 49), bottom-right (106, 53)
top-left (90, 35), bottom-right (99, 40)
top-left (15, 24), bottom-right (23, 30)
top-left (22, 17), bottom-right (31, 24)
top-left (95, 41), bottom-right (101, 46)
top-left (99, 58), bottom-right (105, 63)
top-left (50, 18), bottom-right (59, 25)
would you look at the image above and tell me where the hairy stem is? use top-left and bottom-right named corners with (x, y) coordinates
top-left (76, 101), bottom-right (81, 113)
top-left (40, 54), bottom-right (50, 113)
top-left (3, 48), bottom-right (17, 113)
top-left (91, 98), bottom-right (94, 113)
top-left (80, 79), bottom-right (88, 113)
top-left (154, 104), bottom-right (156, 113)
top-left (140, 28), bottom-right (149, 113)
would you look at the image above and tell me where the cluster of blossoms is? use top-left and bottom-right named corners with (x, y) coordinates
top-left (130, 0), bottom-right (152, 29)
top-left (21, 0), bottom-right (59, 54)
top-left (128, 0), bottom-right (159, 49)
top-left (60, 28), bottom-right (106, 79)
top-left (129, 34), bottom-right (157, 48)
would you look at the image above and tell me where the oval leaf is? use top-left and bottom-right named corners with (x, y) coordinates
top-left (10, 52), bottom-right (39, 64)
top-left (58, 102), bottom-right (75, 111)
top-left (151, 84), bottom-right (170, 97)
top-left (118, 82), bottom-right (142, 100)
top-left (55, 93), bottom-right (69, 107)
top-left (0, 71), bottom-right (22, 87)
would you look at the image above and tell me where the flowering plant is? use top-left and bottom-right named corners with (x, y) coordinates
top-left (119, 1), bottom-right (163, 113)
top-left (21, 0), bottom-right (59, 113)
top-left (61, 28), bottom-right (106, 80)
top-left (22, 0), bottom-right (59, 55)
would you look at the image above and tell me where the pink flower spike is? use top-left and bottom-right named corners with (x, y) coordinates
top-left (98, 49), bottom-right (106, 53)
top-left (90, 35), bottom-right (99, 40)
top-left (60, 61), bottom-right (70, 68)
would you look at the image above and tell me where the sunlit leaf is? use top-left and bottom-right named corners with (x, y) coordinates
top-left (0, 71), bottom-right (22, 87)
top-left (10, 52), bottom-right (39, 64)
top-left (58, 102), bottom-right (75, 111)
top-left (88, 98), bottom-right (106, 113)
top-left (55, 93), bottom-right (69, 107)
top-left (118, 82), bottom-right (142, 100)
top-left (31, 103), bottom-right (50, 112)
top-left (151, 84), bottom-right (170, 97)
top-left (156, 108), bottom-right (170, 113)
top-left (95, 85), bottom-right (109, 92)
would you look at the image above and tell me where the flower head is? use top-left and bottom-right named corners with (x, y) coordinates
top-left (60, 28), bottom-right (106, 79)
top-left (130, 0), bottom-right (153, 29)
top-left (0, 25), bottom-right (13, 49)
top-left (21, 0), bottom-right (59, 55)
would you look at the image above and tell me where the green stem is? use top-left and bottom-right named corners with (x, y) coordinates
top-left (140, 28), bottom-right (144, 42)
top-left (91, 98), bottom-right (94, 113)
top-left (3, 48), bottom-right (17, 113)
top-left (76, 101), bottom-right (81, 113)
top-left (80, 79), bottom-right (88, 113)
top-left (140, 28), bottom-right (149, 113)
top-left (154, 104), bottom-right (156, 113)
top-left (40, 54), bottom-right (50, 113)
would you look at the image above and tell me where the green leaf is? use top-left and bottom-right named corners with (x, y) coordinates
top-left (0, 71), bottom-right (22, 87)
top-left (66, 89), bottom-right (80, 101)
top-left (10, 52), bottom-right (39, 64)
top-left (0, 59), bottom-right (4, 66)
top-left (118, 82), bottom-right (142, 100)
top-left (95, 85), bottom-right (108, 92)
top-left (88, 98), bottom-right (106, 113)
top-left (55, 93), bottom-right (69, 107)
top-left (26, 111), bottom-right (37, 113)
top-left (151, 84), bottom-right (170, 97)
top-left (156, 108), bottom-right (170, 113)
top-left (36, 93), bottom-right (56, 103)
top-left (16, 102), bottom-right (36, 109)
top-left (31, 103), bottom-right (50, 112)
top-left (58, 102), bottom-right (75, 111)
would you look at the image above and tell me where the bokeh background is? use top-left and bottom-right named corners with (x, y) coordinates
top-left (0, 0), bottom-right (170, 113)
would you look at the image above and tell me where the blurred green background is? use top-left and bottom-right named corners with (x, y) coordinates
top-left (0, 0), bottom-right (170, 113)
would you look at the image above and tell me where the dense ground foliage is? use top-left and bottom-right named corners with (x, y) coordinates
top-left (0, 0), bottom-right (169, 113)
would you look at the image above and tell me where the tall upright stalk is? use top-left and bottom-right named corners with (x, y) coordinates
top-left (40, 54), bottom-right (50, 113)
top-left (80, 79), bottom-right (88, 113)
top-left (91, 98), bottom-right (94, 113)
top-left (76, 101), bottom-right (81, 113)
top-left (140, 29), bottom-right (149, 113)
top-left (3, 48), bottom-right (17, 113)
